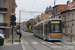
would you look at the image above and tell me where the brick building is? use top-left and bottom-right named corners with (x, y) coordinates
top-left (53, 5), bottom-right (66, 19)
top-left (0, 0), bottom-right (15, 38)
top-left (60, 0), bottom-right (75, 36)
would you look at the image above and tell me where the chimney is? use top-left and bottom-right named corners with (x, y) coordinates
top-left (67, 0), bottom-right (71, 6)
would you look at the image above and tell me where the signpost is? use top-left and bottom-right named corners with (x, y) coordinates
top-left (10, 15), bottom-right (16, 44)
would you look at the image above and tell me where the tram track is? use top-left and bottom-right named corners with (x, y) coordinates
top-left (22, 31), bottom-right (74, 50)
top-left (31, 36), bottom-right (56, 50)
top-left (24, 35), bottom-right (37, 50)
top-left (32, 36), bottom-right (74, 50)
top-left (53, 42), bottom-right (73, 50)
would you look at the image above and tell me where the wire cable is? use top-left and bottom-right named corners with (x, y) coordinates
top-left (35, 0), bottom-right (58, 10)
top-left (31, 0), bottom-right (36, 10)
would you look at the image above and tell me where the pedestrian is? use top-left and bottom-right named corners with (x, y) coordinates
top-left (16, 29), bottom-right (22, 42)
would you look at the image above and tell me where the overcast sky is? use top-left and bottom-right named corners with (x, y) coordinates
top-left (15, 0), bottom-right (72, 22)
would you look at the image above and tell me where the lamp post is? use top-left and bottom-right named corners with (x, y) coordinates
top-left (19, 10), bottom-right (25, 41)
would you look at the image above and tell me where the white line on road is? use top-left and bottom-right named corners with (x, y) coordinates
top-left (72, 42), bottom-right (75, 43)
top-left (32, 42), bottom-right (38, 44)
top-left (25, 42), bottom-right (29, 44)
top-left (21, 40), bottom-right (26, 50)
top-left (55, 42), bottom-right (63, 44)
top-left (47, 42), bottom-right (53, 44)
top-left (41, 42), bottom-right (46, 44)
top-left (64, 42), bottom-right (72, 44)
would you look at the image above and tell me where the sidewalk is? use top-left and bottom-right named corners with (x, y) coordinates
top-left (0, 44), bottom-right (22, 50)
top-left (62, 35), bottom-right (75, 42)
top-left (0, 30), bottom-right (23, 50)
top-left (4, 30), bottom-right (20, 46)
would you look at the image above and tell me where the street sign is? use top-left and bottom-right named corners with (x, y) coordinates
top-left (10, 22), bottom-right (16, 25)
top-left (10, 15), bottom-right (16, 21)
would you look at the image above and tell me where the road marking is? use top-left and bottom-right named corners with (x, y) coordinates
top-left (32, 42), bottom-right (38, 44)
top-left (55, 42), bottom-right (63, 44)
top-left (41, 42), bottom-right (46, 44)
top-left (72, 42), bottom-right (75, 43)
top-left (47, 42), bottom-right (53, 44)
top-left (25, 42), bottom-right (29, 44)
top-left (64, 42), bottom-right (72, 44)
top-left (21, 40), bottom-right (26, 50)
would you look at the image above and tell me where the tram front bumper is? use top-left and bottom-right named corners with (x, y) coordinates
top-left (48, 36), bottom-right (62, 40)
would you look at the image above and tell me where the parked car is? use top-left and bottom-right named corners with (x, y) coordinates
top-left (30, 30), bottom-right (33, 33)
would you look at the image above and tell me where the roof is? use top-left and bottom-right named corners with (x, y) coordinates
top-left (34, 18), bottom-right (61, 27)
top-left (53, 5), bottom-right (66, 8)
top-left (60, 4), bottom-right (75, 13)
top-left (63, 4), bottom-right (75, 11)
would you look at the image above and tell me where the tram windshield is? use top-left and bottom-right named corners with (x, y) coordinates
top-left (50, 24), bottom-right (62, 33)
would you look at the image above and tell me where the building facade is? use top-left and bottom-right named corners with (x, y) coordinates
top-left (53, 5), bottom-right (66, 19)
top-left (60, 0), bottom-right (75, 36)
top-left (0, 0), bottom-right (15, 38)
top-left (66, 9), bottom-right (75, 36)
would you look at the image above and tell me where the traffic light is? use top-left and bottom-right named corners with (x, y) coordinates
top-left (10, 22), bottom-right (16, 25)
top-left (10, 15), bottom-right (16, 25)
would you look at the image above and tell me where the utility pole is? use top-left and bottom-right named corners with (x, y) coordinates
top-left (10, 0), bottom-right (13, 44)
top-left (54, 0), bottom-right (55, 18)
top-left (19, 10), bottom-right (21, 42)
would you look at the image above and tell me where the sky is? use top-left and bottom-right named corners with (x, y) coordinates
top-left (15, 0), bottom-right (72, 22)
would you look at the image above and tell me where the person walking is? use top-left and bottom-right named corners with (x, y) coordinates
top-left (16, 25), bottom-right (22, 42)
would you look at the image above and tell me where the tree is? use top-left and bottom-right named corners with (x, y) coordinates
top-left (35, 15), bottom-right (41, 22)
top-left (27, 22), bottom-right (31, 30)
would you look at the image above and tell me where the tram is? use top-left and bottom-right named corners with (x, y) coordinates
top-left (33, 18), bottom-right (63, 41)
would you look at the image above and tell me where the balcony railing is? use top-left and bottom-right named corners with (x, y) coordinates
top-left (0, 23), bottom-right (7, 26)
top-left (0, 7), bottom-right (7, 13)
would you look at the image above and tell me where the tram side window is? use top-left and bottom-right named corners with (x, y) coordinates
top-left (45, 24), bottom-right (48, 35)
top-left (37, 26), bottom-right (39, 33)
top-left (41, 25), bottom-right (43, 33)
top-left (40, 25), bottom-right (42, 33)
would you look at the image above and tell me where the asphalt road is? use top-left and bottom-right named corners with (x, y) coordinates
top-left (21, 31), bottom-right (75, 50)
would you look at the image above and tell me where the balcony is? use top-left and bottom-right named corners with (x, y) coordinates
top-left (0, 23), bottom-right (7, 26)
top-left (0, 7), bottom-right (7, 13)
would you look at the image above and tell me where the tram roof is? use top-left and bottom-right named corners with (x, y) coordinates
top-left (34, 18), bottom-right (61, 27)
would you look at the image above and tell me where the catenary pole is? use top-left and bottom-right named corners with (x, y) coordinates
top-left (54, 0), bottom-right (55, 18)
top-left (19, 10), bottom-right (21, 42)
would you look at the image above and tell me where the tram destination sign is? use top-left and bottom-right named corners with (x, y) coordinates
top-left (51, 21), bottom-right (60, 23)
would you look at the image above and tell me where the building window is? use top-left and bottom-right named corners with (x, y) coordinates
top-left (68, 26), bottom-right (70, 34)
top-left (72, 13), bottom-right (74, 20)
top-left (66, 26), bottom-right (67, 34)
top-left (62, 24), bottom-right (64, 28)
top-left (0, 14), bottom-right (4, 23)
top-left (56, 8), bottom-right (57, 14)
top-left (72, 24), bottom-right (74, 35)
top-left (68, 14), bottom-right (69, 20)
top-left (0, 0), bottom-right (4, 7)
top-left (63, 16), bottom-right (64, 21)
top-left (59, 16), bottom-right (61, 19)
